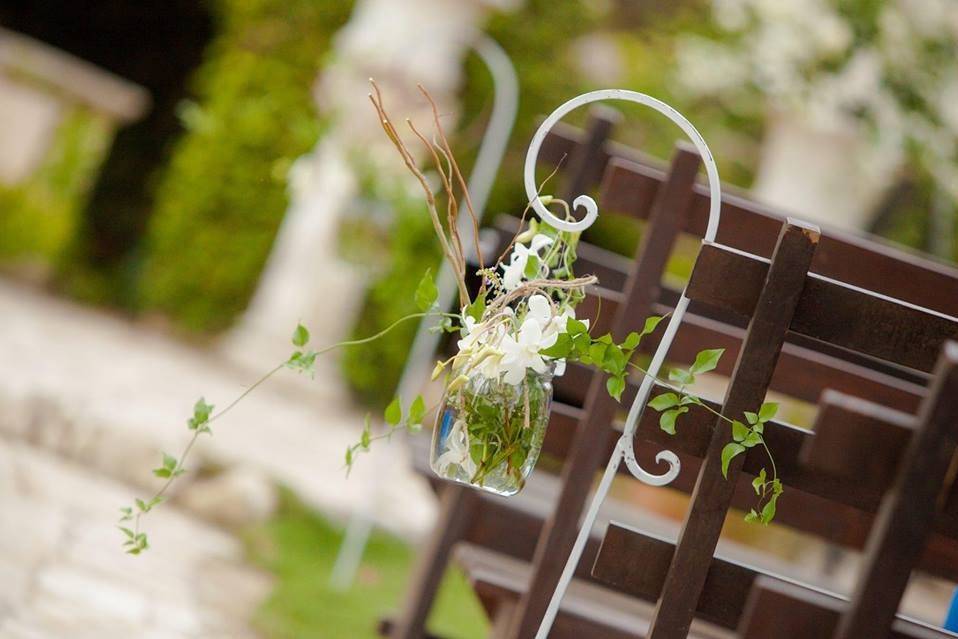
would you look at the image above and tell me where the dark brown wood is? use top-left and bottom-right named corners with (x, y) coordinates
top-left (738, 577), bottom-right (952, 639)
top-left (593, 524), bottom-right (755, 629)
top-left (835, 342), bottom-right (958, 639)
top-left (648, 220), bottom-right (821, 639)
top-left (599, 155), bottom-right (958, 319)
top-left (389, 486), bottom-right (477, 639)
top-left (459, 543), bottom-right (654, 639)
top-left (593, 525), bottom-right (951, 638)
top-left (508, 145), bottom-right (704, 639)
top-left (801, 390), bottom-right (915, 491)
top-left (686, 243), bottom-right (958, 373)
top-left (538, 393), bottom-right (958, 578)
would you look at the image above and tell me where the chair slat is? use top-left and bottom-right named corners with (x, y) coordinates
top-left (739, 576), bottom-right (954, 639)
top-left (687, 243), bottom-right (958, 372)
top-left (593, 525), bottom-right (954, 638)
top-left (601, 156), bottom-right (958, 318)
top-left (800, 390), bottom-right (914, 491)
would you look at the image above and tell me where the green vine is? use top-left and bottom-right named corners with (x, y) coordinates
top-left (118, 306), bottom-right (438, 554)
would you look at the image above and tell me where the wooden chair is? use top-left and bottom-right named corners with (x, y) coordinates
top-left (386, 117), bottom-right (958, 638)
top-left (586, 220), bottom-right (958, 637)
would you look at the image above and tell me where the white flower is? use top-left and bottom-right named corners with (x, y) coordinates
top-left (500, 234), bottom-right (554, 291)
top-left (499, 317), bottom-right (550, 385)
top-left (525, 296), bottom-right (588, 378)
top-left (435, 419), bottom-right (476, 478)
top-left (457, 315), bottom-right (482, 352)
top-left (473, 346), bottom-right (505, 380)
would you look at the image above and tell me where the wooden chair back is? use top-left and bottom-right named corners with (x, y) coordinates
top-left (388, 113), bottom-right (958, 639)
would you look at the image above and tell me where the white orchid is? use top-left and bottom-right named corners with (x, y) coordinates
top-left (520, 294), bottom-right (587, 377)
top-left (499, 316), bottom-right (551, 385)
top-left (501, 234), bottom-right (554, 291)
top-left (435, 418), bottom-right (476, 478)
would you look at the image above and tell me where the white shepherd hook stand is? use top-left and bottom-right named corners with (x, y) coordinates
top-left (524, 89), bottom-right (723, 639)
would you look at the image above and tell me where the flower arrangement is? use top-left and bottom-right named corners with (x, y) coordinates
top-left (675, 0), bottom-right (958, 203)
top-left (118, 81), bottom-right (783, 554)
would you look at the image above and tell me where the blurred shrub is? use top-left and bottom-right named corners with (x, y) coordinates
top-left (0, 109), bottom-right (111, 270)
top-left (140, 0), bottom-right (352, 332)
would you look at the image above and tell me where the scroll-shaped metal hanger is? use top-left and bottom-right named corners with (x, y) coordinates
top-left (522, 89), bottom-right (722, 638)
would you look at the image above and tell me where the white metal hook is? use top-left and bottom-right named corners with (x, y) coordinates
top-left (533, 89), bottom-right (723, 639)
top-left (524, 88), bottom-right (721, 238)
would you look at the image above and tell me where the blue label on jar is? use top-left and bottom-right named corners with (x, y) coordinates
top-left (439, 407), bottom-right (456, 442)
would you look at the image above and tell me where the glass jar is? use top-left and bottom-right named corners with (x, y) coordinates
top-left (430, 367), bottom-right (553, 496)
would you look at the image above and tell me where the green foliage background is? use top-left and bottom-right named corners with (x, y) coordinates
top-left (0, 108), bottom-right (111, 268)
top-left (139, 0), bottom-right (353, 332)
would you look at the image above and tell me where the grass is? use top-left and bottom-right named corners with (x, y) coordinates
top-left (244, 490), bottom-right (489, 639)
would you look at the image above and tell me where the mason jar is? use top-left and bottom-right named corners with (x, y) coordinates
top-left (430, 366), bottom-right (553, 496)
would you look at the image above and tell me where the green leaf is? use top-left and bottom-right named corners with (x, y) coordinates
top-left (291, 323), bottom-right (309, 348)
top-left (760, 494), bottom-right (779, 524)
top-left (540, 333), bottom-right (573, 358)
top-left (188, 397), bottom-right (214, 430)
top-left (118, 526), bottom-right (135, 539)
top-left (345, 446), bottom-right (354, 469)
top-left (752, 420), bottom-right (764, 435)
top-left (759, 402), bottom-right (779, 422)
top-left (770, 478), bottom-right (784, 496)
top-left (162, 453), bottom-right (177, 470)
top-left (639, 315), bottom-right (665, 338)
top-left (690, 349), bottom-right (724, 375)
top-left (744, 509), bottom-right (760, 523)
top-left (679, 394), bottom-right (702, 406)
top-left (744, 411), bottom-right (759, 425)
top-left (659, 407), bottom-right (688, 435)
top-left (606, 375), bottom-right (626, 402)
top-left (360, 415), bottom-right (371, 450)
top-left (384, 397), bottom-right (402, 426)
top-left (731, 420), bottom-right (749, 443)
top-left (589, 342), bottom-right (608, 365)
top-left (742, 431), bottom-right (762, 448)
top-left (752, 468), bottom-right (767, 495)
top-left (414, 268), bottom-right (439, 311)
top-left (524, 254), bottom-right (540, 278)
top-left (622, 331), bottom-right (641, 350)
top-left (603, 346), bottom-right (627, 376)
top-left (286, 350), bottom-right (318, 377)
top-left (153, 468), bottom-right (172, 478)
top-left (408, 395), bottom-right (426, 428)
top-left (668, 367), bottom-right (695, 386)
top-left (465, 295), bottom-right (486, 323)
top-left (135, 498), bottom-right (149, 513)
top-left (572, 333), bottom-right (591, 357)
top-left (566, 317), bottom-right (588, 336)
top-left (648, 392), bottom-right (680, 412)
top-left (721, 442), bottom-right (746, 478)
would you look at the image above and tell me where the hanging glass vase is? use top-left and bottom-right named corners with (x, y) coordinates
top-left (430, 366), bottom-right (554, 496)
